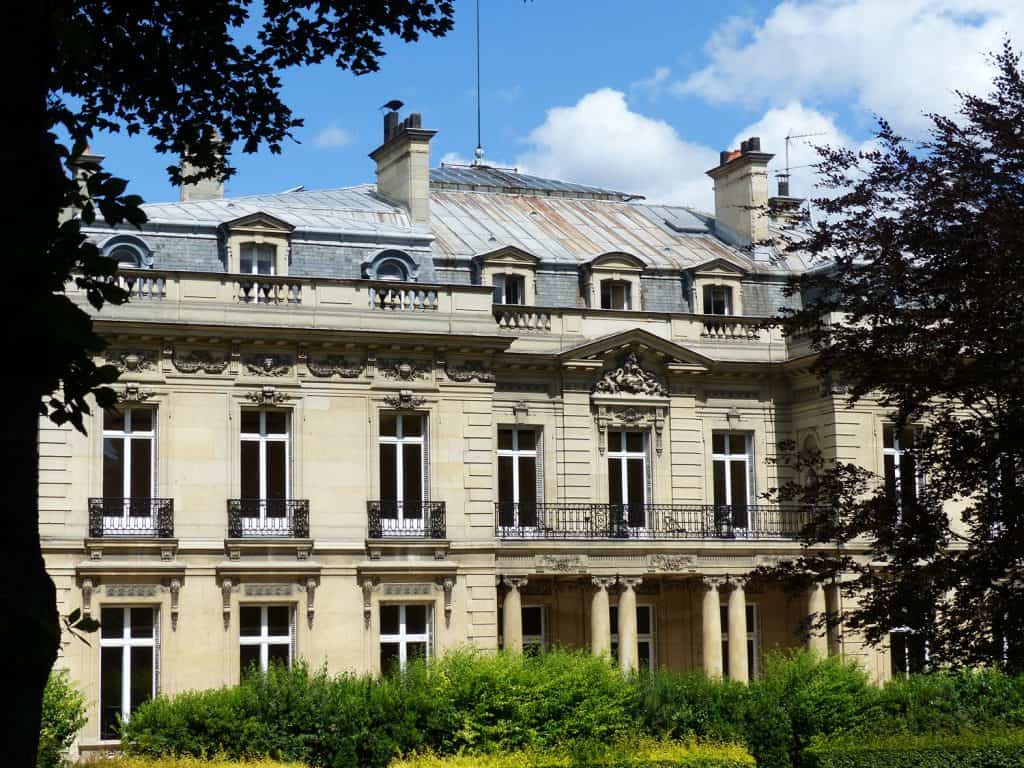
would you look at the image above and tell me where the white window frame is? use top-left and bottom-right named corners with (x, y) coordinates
top-left (240, 243), bottom-right (277, 275)
top-left (888, 626), bottom-right (930, 678)
top-left (493, 273), bottom-right (526, 305)
top-left (99, 606), bottom-right (158, 738)
top-left (102, 409), bottom-right (157, 533)
top-left (240, 411), bottom-right (291, 532)
top-left (712, 432), bottom-right (754, 530)
top-left (239, 604), bottom-right (294, 673)
top-left (608, 430), bottom-right (648, 530)
top-left (883, 426), bottom-right (922, 520)
top-left (497, 428), bottom-right (539, 530)
top-left (378, 413), bottom-right (426, 527)
top-left (600, 279), bottom-right (632, 310)
top-left (721, 603), bottom-right (760, 679)
top-left (704, 284), bottom-right (733, 316)
top-left (610, 603), bottom-right (656, 671)
top-left (379, 603), bottom-right (433, 673)
top-left (522, 605), bottom-right (546, 654)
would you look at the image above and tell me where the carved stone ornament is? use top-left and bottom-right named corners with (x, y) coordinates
top-left (172, 349), bottom-right (229, 374)
top-left (118, 382), bottom-right (155, 403)
top-left (592, 352), bottom-right (667, 397)
top-left (245, 386), bottom-right (294, 406)
top-left (360, 577), bottom-right (378, 627)
top-left (307, 355), bottom-right (364, 378)
top-left (81, 578), bottom-right (94, 619)
top-left (105, 584), bottom-right (158, 597)
top-left (221, 579), bottom-right (234, 629)
top-left (383, 389), bottom-right (426, 409)
top-left (305, 577), bottom-right (317, 628)
top-left (378, 358), bottom-right (428, 381)
top-left (595, 403), bottom-right (667, 455)
top-left (437, 577), bottom-right (455, 627)
top-left (446, 361), bottom-right (495, 383)
top-left (243, 583), bottom-right (293, 597)
top-left (535, 554), bottom-right (584, 573)
top-left (647, 554), bottom-right (697, 572)
top-left (169, 578), bottom-right (181, 631)
top-left (244, 354), bottom-right (293, 377)
top-left (109, 349), bottom-right (156, 373)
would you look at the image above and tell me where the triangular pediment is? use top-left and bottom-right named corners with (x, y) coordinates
top-left (558, 328), bottom-right (711, 373)
top-left (689, 257), bottom-right (747, 277)
top-left (474, 245), bottom-right (540, 266)
top-left (222, 211), bottom-right (295, 233)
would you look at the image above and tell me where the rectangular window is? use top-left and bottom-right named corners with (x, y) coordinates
top-left (240, 411), bottom-right (290, 532)
top-left (102, 408), bottom-right (156, 532)
top-left (721, 603), bottom-right (759, 679)
top-left (379, 603), bottom-right (432, 674)
top-left (889, 629), bottom-right (928, 678)
top-left (497, 428), bottom-right (539, 530)
top-left (610, 604), bottom-right (656, 670)
top-left (378, 413), bottom-right (426, 530)
top-left (493, 274), bottom-right (525, 305)
top-left (99, 606), bottom-right (157, 739)
top-left (522, 605), bottom-right (546, 655)
top-left (883, 426), bottom-right (921, 518)
top-left (712, 432), bottom-right (753, 531)
top-left (240, 244), bottom-right (276, 275)
top-left (239, 605), bottom-right (294, 676)
top-left (600, 280), bottom-right (631, 310)
top-left (703, 285), bottom-right (733, 315)
top-left (608, 431), bottom-right (648, 531)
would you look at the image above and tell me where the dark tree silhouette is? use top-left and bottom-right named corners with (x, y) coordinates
top-left (758, 41), bottom-right (1024, 672)
top-left (8, 2), bottom-right (453, 762)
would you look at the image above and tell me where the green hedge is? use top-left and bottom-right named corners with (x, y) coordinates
top-left (86, 758), bottom-right (305, 768)
top-left (804, 732), bottom-right (1024, 768)
top-left (38, 669), bottom-right (87, 768)
top-left (392, 738), bottom-right (754, 768)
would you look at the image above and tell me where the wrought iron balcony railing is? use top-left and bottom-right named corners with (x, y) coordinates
top-left (88, 498), bottom-right (175, 538)
top-left (367, 500), bottom-right (447, 539)
top-left (227, 499), bottom-right (310, 538)
top-left (495, 503), bottom-right (809, 540)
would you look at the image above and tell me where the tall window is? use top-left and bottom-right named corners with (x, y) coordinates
top-left (100, 607), bottom-right (157, 739)
top-left (522, 605), bottom-right (546, 655)
top-left (379, 414), bottom-right (426, 529)
top-left (239, 605), bottom-right (293, 675)
top-left (712, 432), bottom-right (753, 530)
top-left (608, 431), bottom-right (647, 531)
top-left (380, 604), bottom-right (432, 674)
top-left (703, 285), bottom-right (733, 315)
top-left (889, 629), bottom-right (927, 677)
top-left (493, 274), bottom-right (525, 305)
top-left (240, 244), bottom-right (276, 275)
top-left (721, 603), bottom-right (759, 679)
top-left (102, 409), bottom-right (156, 531)
top-left (610, 604), bottom-right (655, 670)
top-left (497, 428), bottom-right (538, 530)
top-left (240, 411), bottom-right (290, 532)
top-left (883, 426), bottom-right (920, 517)
top-left (600, 280), bottom-right (631, 310)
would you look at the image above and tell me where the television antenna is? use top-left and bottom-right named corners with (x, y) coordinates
top-left (473, 0), bottom-right (484, 165)
top-left (776, 131), bottom-right (826, 196)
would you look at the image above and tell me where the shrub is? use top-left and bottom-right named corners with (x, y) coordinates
top-left (392, 737), bottom-right (755, 768)
top-left (803, 731), bottom-right (1024, 768)
top-left (87, 758), bottom-right (305, 767)
top-left (636, 669), bottom-right (749, 744)
top-left (38, 669), bottom-right (87, 768)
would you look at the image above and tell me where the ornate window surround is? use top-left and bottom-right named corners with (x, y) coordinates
top-left (363, 249), bottom-right (419, 282)
top-left (473, 246), bottom-right (539, 305)
top-left (690, 258), bottom-right (747, 315)
top-left (590, 351), bottom-right (669, 456)
top-left (100, 234), bottom-right (154, 268)
top-left (583, 252), bottom-right (645, 311)
top-left (221, 212), bottom-right (294, 276)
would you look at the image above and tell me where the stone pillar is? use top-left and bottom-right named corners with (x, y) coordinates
top-left (617, 577), bottom-right (641, 673)
top-left (701, 578), bottom-right (724, 679)
top-left (502, 576), bottom-right (527, 654)
top-left (807, 582), bottom-right (828, 656)
top-left (590, 577), bottom-right (614, 658)
top-left (727, 580), bottom-right (749, 683)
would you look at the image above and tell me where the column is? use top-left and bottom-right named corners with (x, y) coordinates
top-left (502, 576), bottom-right (527, 654)
top-left (807, 582), bottom-right (828, 656)
top-left (727, 579), bottom-right (749, 683)
top-left (590, 577), bottom-right (614, 658)
top-left (701, 578), bottom-right (723, 678)
top-left (617, 577), bottom-right (641, 673)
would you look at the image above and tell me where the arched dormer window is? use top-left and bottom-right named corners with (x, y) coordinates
top-left (101, 236), bottom-right (153, 269)
top-left (584, 252), bottom-right (645, 311)
top-left (364, 249), bottom-right (418, 282)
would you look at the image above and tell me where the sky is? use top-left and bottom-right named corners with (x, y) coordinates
top-left (89, 0), bottom-right (1024, 212)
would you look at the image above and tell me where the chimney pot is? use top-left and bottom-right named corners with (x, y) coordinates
top-left (747, 136), bottom-right (761, 152)
top-left (408, 113), bottom-right (422, 128)
top-left (384, 111), bottom-right (399, 142)
top-left (740, 140), bottom-right (749, 153)
top-left (778, 178), bottom-right (790, 197)
top-left (720, 150), bottom-right (731, 166)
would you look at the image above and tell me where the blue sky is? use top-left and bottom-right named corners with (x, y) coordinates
top-left (89, 0), bottom-right (1024, 211)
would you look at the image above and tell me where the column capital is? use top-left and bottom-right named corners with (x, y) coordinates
top-left (702, 576), bottom-right (727, 591)
top-left (591, 576), bottom-right (616, 591)
top-left (502, 575), bottom-right (528, 590)
top-left (722, 576), bottom-right (748, 592)
top-left (618, 576), bottom-right (643, 590)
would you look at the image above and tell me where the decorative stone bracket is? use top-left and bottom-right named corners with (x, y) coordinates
top-left (220, 578), bottom-right (234, 629)
top-left (594, 399), bottom-right (667, 455)
top-left (360, 577), bottom-right (379, 628)
top-left (383, 389), bottom-right (427, 409)
top-left (303, 577), bottom-right (318, 628)
top-left (437, 577), bottom-right (455, 627)
top-left (81, 578), bottom-right (94, 620)
top-left (169, 578), bottom-right (181, 630)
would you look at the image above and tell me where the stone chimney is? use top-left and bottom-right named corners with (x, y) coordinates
top-left (180, 135), bottom-right (225, 202)
top-left (370, 108), bottom-right (436, 226)
top-left (768, 173), bottom-right (806, 223)
top-left (706, 136), bottom-right (774, 244)
top-left (61, 146), bottom-right (105, 222)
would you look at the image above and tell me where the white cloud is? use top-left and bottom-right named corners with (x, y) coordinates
top-left (630, 66), bottom-right (672, 98)
top-left (678, 0), bottom-right (1024, 135)
top-left (496, 84), bottom-right (523, 104)
top-left (514, 88), bottom-right (720, 209)
top-left (313, 123), bottom-right (352, 149)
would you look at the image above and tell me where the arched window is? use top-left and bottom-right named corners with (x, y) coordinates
top-left (101, 236), bottom-right (153, 269)
top-left (109, 245), bottom-right (141, 268)
top-left (376, 259), bottom-right (407, 282)
top-left (364, 250), bottom-right (418, 282)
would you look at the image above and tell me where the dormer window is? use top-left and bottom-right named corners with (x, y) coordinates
top-left (493, 274), bottom-right (525, 305)
top-left (703, 285), bottom-right (733, 315)
top-left (101, 236), bottom-right (153, 269)
top-left (240, 244), bottom-right (276, 276)
top-left (376, 259), bottom-right (408, 282)
top-left (600, 280), bottom-right (632, 310)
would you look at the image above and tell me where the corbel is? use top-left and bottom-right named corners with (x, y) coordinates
top-left (169, 578), bottom-right (181, 631)
top-left (305, 577), bottom-right (317, 628)
top-left (360, 577), bottom-right (378, 628)
top-left (81, 578), bottom-right (94, 620)
top-left (654, 406), bottom-right (666, 455)
top-left (221, 578), bottom-right (234, 629)
top-left (596, 405), bottom-right (609, 455)
top-left (437, 577), bottom-right (455, 627)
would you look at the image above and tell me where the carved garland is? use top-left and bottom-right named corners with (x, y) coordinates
top-left (445, 361), bottom-right (495, 383)
top-left (108, 349), bottom-right (156, 373)
top-left (306, 356), bottom-right (364, 378)
top-left (243, 355), bottom-right (293, 377)
top-left (172, 350), bottom-right (229, 374)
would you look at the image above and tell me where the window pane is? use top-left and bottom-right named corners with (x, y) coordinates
top-left (639, 640), bottom-right (652, 670)
top-left (713, 461), bottom-right (727, 506)
top-left (498, 456), bottom-right (515, 505)
top-left (720, 605), bottom-right (729, 635)
top-left (402, 445), bottom-right (422, 503)
top-left (730, 462), bottom-right (748, 507)
top-left (402, 415), bottom-right (424, 438)
top-left (518, 457), bottom-right (537, 514)
top-left (522, 607), bottom-right (543, 637)
top-left (130, 439), bottom-right (152, 499)
top-left (105, 409), bottom-right (126, 432)
top-left (900, 454), bottom-right (917, 505)
top-left (380, 413), bottom-right (397, 437)
top-left (518, 430), bottom-right (536, 451)
top-left (268, 643), bottom-right (290, 667)
top-left (240, 606), bottom-right (262, 637)
top-left (130, 608), bottom-right (154, 638)
top-left (240, 245), bottom-right (254, 274)
top-left (100, 646), bottom-right (123, 739)
top-left (130, 409), bottom-right (153, 433)
top-left (890, 632), bottom-right (908, 676)
top-left (883, 426), bottom-right (895, 450)
top-left (506, 276), bottom-right (524, 305)
top-left (380, 605), bottom-right (400, 635)
top-left (241, 442), bottom-right (260, 499)
top-left (609, 606), bottom-right (618, 629)
top-left (608, 458), bottom-right (623, 505)
top-left (747, 639), bottom-right (756, 678)
top-left (492, 274), bottom-right (505, 303)
top-left (712, 433), bottom-right (725, 454)
top-left (130, 646), bottom-right (154, 713)
top-left (729, 434), bottom-right (747, 454)
top-left (101, 608), bottom-right (124, 639)
top-left (241, 411), bottom-right (261, 434)
top-left (498, 428), bottom-right (513, 451)
top-left (267, 606), bottom-right (290, 636)
top-left (884, 455), bottom-right (897, 497)
top-left (746, 605), bottom-right (756, 626)
top-left (256, 246), bottom-right (275, 275)
top-left (405, 605), bottom-right (428, 635)
top-left (265, 442), bottom-right (287, 499)
top-left (240, 644), bottom-right (261, 676)
top-left (627, 458), bottom-right (646, 525)
top-left (380, 642), bottom-right (401, 675)
top-left (103, 438), bottom-right (125, 498)
top-left (407, 641), bottom-right (428, 662)
top-left (626, 432), bottom-right (644, 453)
top-left (703, 286), bottom-right (714, 314)
top-left (264, 411), bottom-right (287, 435)
top-left (380, 444), bottom-right (397, 501)
top-left (637, 606), bottom-right (651, 635)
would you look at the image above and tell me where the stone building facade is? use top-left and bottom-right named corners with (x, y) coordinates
top-left (45, 113), bottom-right (912, 750)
